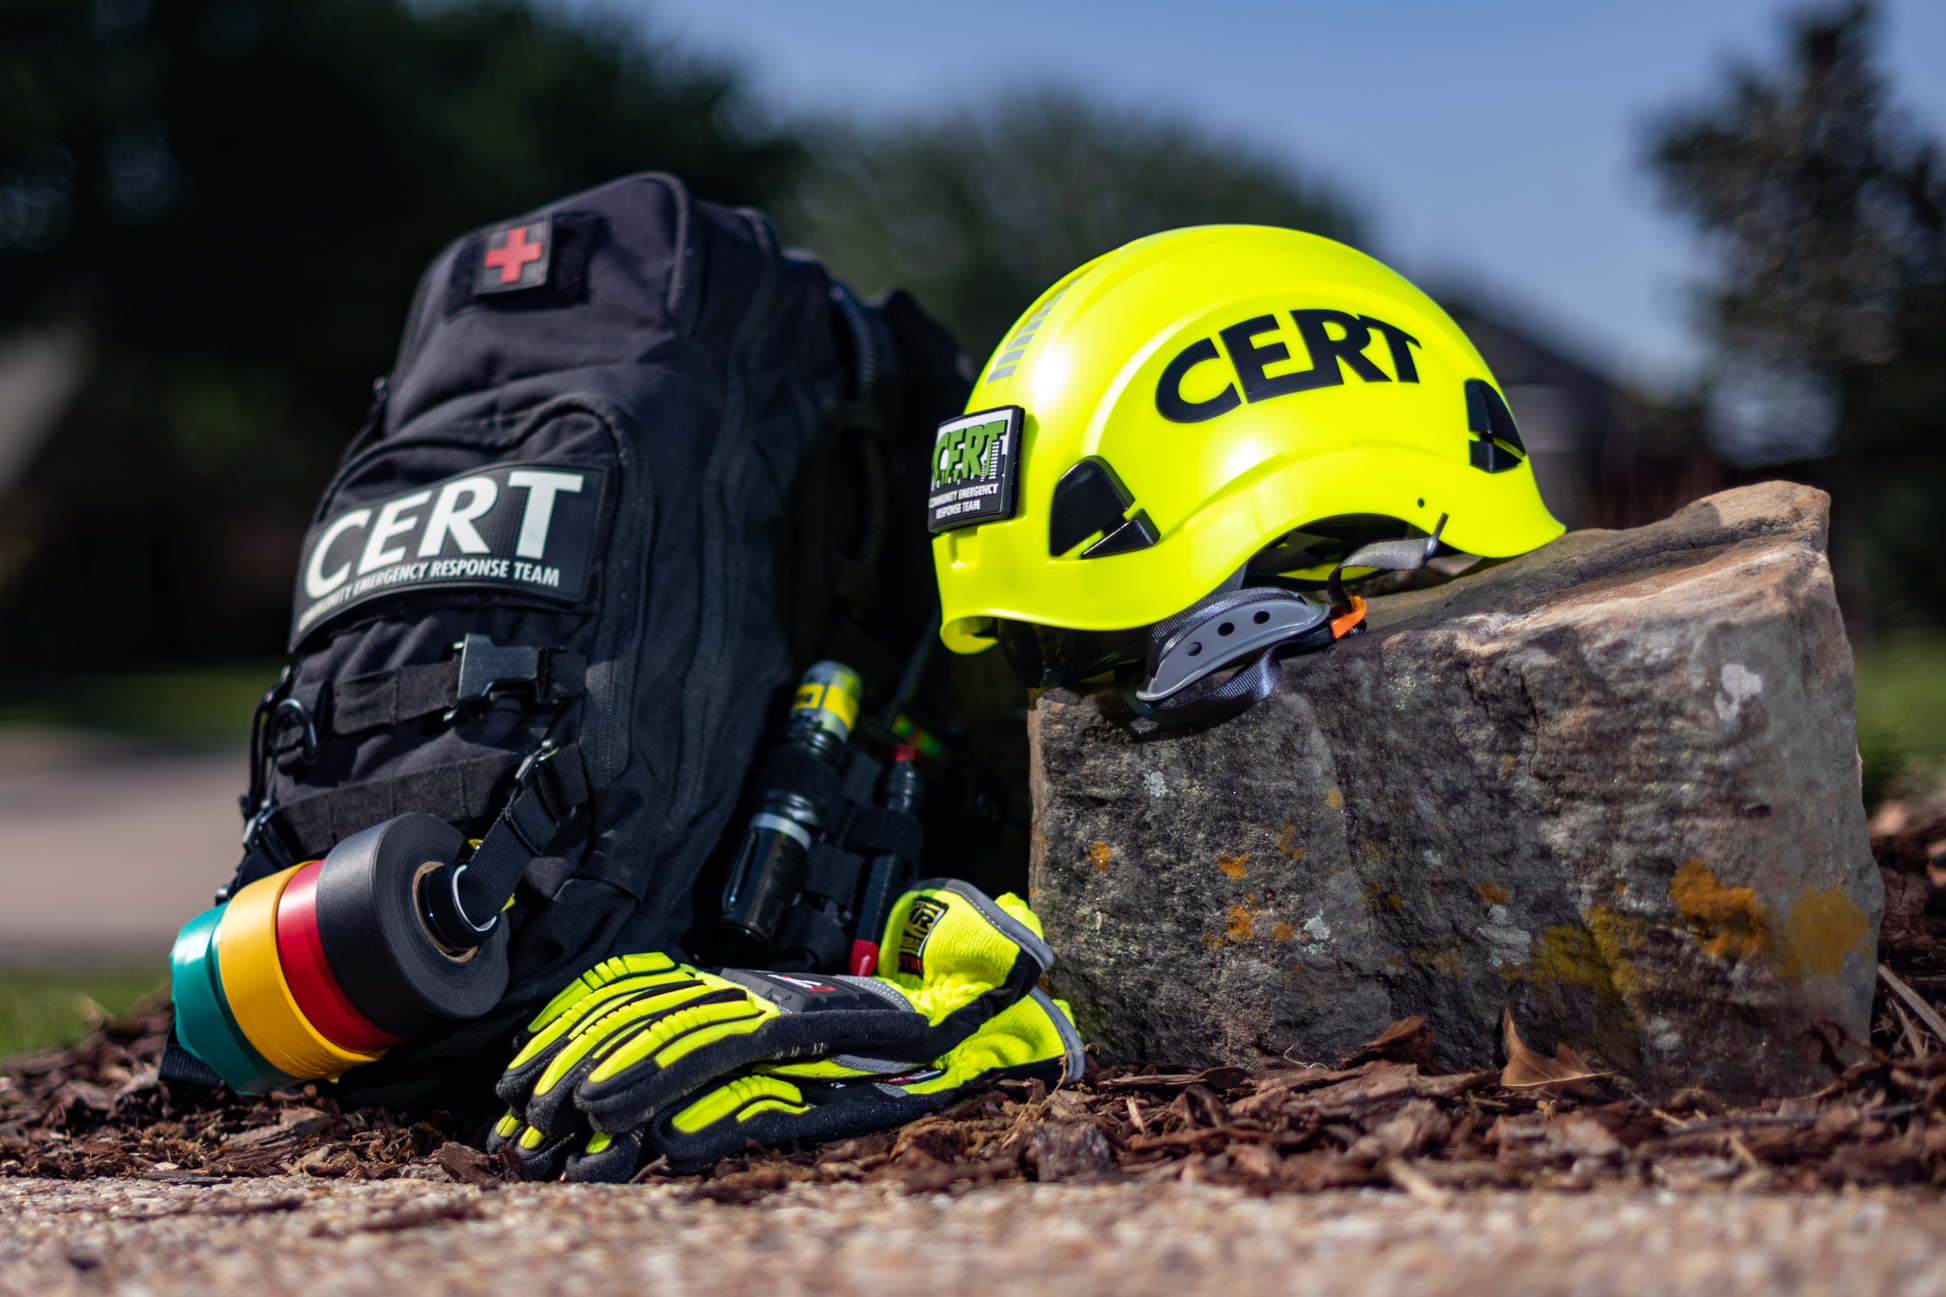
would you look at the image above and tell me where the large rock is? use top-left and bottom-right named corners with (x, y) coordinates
top-left (1029, 482), bottom-right (1880, 1101)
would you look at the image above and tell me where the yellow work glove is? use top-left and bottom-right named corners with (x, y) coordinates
top-left (565, 987), bottom-right (1084, 1182)
top-left (487, 880), bottom-right (1054, 1179)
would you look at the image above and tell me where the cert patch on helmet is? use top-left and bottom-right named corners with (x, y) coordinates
top-left (927, 406), bottom-right (1021, 533)
top-left (290, 462), bottom-right (607, 648)
top-left (476, 216), bottom-right (551, 294)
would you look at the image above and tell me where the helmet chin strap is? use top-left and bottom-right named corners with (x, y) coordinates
top-left (1120, 514), bottom-right (1447, 728)
top-left (1326, 513), bottom-right (1447, 624)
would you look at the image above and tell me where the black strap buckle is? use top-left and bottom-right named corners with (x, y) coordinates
top-left (225, 796), bottom-right (297, 903)
top-left (429, 739), bottom-right (590, 947)
top-left (444, 634), bottom-right (569, 721)
top-left (244, 665), bottom-right (296, 817)
top-left (513, 740), bottom-right (572, 824)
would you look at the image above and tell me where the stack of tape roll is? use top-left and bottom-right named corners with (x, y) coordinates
top-left (170, 813), bottom-right (511, 1093)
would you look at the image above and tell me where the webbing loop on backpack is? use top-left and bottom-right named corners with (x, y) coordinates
top-left (270, 640), bottom-right (587, 765)
top-left (331, 660), bottom-right (462, 732)
top-left (270, 751), bottom-right (523, 861)
top-left (423, 741), bottom-right (591, 949)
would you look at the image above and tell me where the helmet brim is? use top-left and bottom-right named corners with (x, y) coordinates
top-left (939, 444), bottom-right (1563, 652)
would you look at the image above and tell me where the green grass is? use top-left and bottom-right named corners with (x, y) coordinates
top-left (0, 661), bottom-right (283, 745)
top-left (1855, 631), bottom-right (1946, 806)
top-left (0, 966), bottom-right (169, 1060)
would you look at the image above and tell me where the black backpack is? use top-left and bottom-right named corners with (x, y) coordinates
top-left (189, 172), bottom-right (971, 1112)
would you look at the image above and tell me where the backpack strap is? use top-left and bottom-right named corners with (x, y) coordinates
top-left (423, 741), bottom-right (591, 948)
top-left (244, 736), bottom-right (593, 942)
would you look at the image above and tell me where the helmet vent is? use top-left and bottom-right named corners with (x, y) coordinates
top-left (1466, 379), bottom-right (1526, 473)
top-left (1049, 457), bottom-right (1160, 559)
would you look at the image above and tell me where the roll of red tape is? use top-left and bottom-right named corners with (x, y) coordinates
top-left (219, 865), bottom-right (383, 1080)
top-left (276, 860), bottom-right (407, 1055)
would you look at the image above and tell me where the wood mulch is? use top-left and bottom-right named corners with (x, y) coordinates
top-left (2, 813), bottom-right (1943, 1202)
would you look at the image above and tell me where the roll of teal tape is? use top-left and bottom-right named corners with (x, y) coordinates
top-left (170, 904), bottom-right (300, 1095)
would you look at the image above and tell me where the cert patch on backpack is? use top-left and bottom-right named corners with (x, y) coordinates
top-left (290, 463), bottom-right (607, 647)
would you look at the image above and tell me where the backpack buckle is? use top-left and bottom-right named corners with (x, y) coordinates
top-left (444, 634), bottom-right (573, 721)
top-left (513, 740), bottom-right (569, 823)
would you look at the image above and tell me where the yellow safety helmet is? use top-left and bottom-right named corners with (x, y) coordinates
top-left (926, 225), bottom-right (1562, 724)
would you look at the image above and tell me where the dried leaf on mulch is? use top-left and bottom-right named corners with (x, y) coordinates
top-left (1342, 1015), bottom-right (1435, 1069)
top-left (1499, 1009), bottom-right (1609, 1096)
top-left (1875, 811), bottom-right (1946, 1050)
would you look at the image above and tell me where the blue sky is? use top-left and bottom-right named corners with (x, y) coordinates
top-left (589, 1), bottom-right (1945, 391)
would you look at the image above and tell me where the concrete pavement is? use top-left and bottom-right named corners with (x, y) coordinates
top-left (2, 1177), bottom-right (1943, 1296)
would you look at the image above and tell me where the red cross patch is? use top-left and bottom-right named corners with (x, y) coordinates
top-left (476, 216), bottom-right (550, 294)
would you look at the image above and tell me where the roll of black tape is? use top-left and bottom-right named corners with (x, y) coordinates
top-left (314, 813), bottom-right (510, 1038)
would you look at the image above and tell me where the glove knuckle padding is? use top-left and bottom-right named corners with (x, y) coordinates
top-left (495, 961), bottom-right (718, 1131)
top-left (671, 1075), bottom-right (812, 1135)
top-left (525, 981), bottom-right (757, 1135)
top-left (486, 1113), bottom-right (582, 1183)
top-left (502, 953), bottom-right (683, 1074)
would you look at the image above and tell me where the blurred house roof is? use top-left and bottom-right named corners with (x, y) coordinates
top-left (1445, 298), bottom-right (1647, 531)
top-left (1445, 295), bottom-right (1724, 537)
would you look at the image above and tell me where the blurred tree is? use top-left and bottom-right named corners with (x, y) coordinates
top-left (0, 0), bottom-right (797, 488)
top-left (779, 86), bottom-right (1364, 362)
top-left (1648, 2), bottom-right (1945, 628)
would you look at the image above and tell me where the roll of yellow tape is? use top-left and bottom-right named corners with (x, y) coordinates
top-left (217, 864), bottom-right (384, 1080)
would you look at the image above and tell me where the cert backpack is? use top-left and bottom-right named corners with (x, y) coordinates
top-left (171, 171), bottom-right (970, 1112)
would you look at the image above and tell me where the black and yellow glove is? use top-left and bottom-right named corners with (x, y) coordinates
top-left (564, 987), bottom-right (1085, 1182)
top-left (488, 881), bottom-right (1053, 1176)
